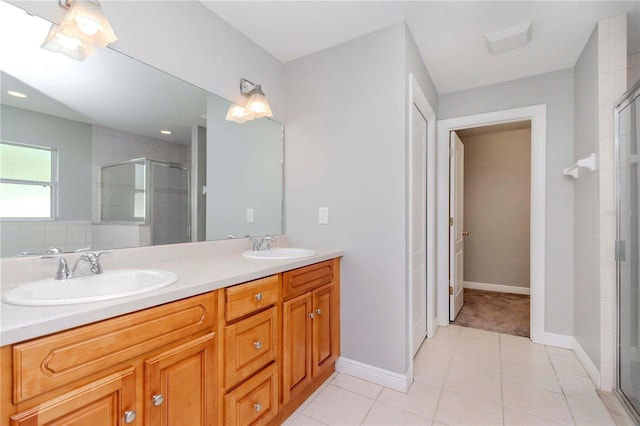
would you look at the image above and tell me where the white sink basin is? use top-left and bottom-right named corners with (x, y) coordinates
top-left (242, 248), bottom-right (317, 260)
top-left (2, 269), bottom-right (178, 306)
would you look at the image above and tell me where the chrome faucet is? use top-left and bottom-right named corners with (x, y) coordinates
top-left (72, 253), bottom-right (104, 277)
top-left (252, 236), bottom-right (276, 251)
top-left (42, 251), bottom-right (109, 280)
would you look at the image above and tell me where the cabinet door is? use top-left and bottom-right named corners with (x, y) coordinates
top-left (282, 293), bottom-right (313, 404)
top-left (10, 367), bottom-right (135, 426)
top-left (312, 283), bottom-right (337, 377)
top-left (144, 333), bottom-right (215, 426)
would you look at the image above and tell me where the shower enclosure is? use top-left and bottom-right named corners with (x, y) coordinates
top-left (101, 158), bottom-right (190, 246)
top-left (616, 78), bottom-right (640, 421)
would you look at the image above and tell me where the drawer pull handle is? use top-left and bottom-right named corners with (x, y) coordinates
top-left (255, 293), bottom-right (263, 301)
top-left (124, 410), bottom-right (137, 423)
top-left (309, 312), bottom-right (315, 319)
top-left (254, 403), bottom-right (263, 412)
top-left (254, 341), bottom-right (262, 350)
top-left (152, 394), bottom-right (164, 406)
top-left (316, 308), bottom-right (322, 315)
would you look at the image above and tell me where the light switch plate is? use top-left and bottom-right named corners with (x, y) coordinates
top-left (246, 208), bottom-right (254, 223)
top-left (318, 207), bottom-right (329, 224)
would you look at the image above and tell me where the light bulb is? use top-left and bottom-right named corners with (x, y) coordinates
top-left (75, 15), bottom-right (103, 36)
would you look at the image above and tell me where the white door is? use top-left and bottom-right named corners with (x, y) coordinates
top-left (449, 131), bottom-right (464, 321)
top-left (410, 103), bottom-right (428, 356)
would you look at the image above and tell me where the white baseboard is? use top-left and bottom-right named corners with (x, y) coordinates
top-left (463, 281), bottom-right (530, 295)
top-left (544, 332), bottom-right (573, 348)
top-left (335, 356), bottom-right (410, 393)
top-left (573, 338), bottom-right (601, 388)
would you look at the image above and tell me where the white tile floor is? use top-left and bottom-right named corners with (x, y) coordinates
top-left (283, 325), bottom-right (618, 425)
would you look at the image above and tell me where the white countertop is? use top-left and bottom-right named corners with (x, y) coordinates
top-left (0, 248), bottom-right (342, 346)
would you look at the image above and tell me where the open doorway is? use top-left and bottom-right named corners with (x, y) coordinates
top-left (449, 121), bottom-right (532, 337)
top-left (437, 104), bottom-right (547, 344)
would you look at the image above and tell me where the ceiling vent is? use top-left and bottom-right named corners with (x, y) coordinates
top-left (485, 20), bottom-right (532, 54)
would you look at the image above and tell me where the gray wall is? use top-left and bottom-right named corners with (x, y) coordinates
top-left (573, 28), bottom-right (601, 368)
top-left (285, 23), bottom-right (438, 375)
top-left (439, 69), bottom-right (575, 336)
top-left (461, 129), bottom-right (531, 288)
top-left (1, 105), bottom-right (92, 220)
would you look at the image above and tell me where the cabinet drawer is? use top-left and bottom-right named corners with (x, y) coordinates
top-left (224, 307), bottom-right (277, 388)
top-left (224, 363), bottom-right (278, 426)
top-left (282, 260), bottom-right (334, 299)
top-left (225, 275), bottom-right (278, 322)
top-left (12, 292), bottom-right (215, 403)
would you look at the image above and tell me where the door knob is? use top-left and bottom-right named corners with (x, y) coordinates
top-left (462, 231), bottom-right (470, 236)
top-left (255, 293), bottom-right (263, 301)
top-left (254, 403), bottom-right (263, 412)
top-left (254, 341), bottom-right (262, 350)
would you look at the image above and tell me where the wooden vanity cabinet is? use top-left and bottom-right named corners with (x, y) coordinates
top-left (218, 275), bottom-right (280, 426)
top-left (0, 292), bottom-right (217, 426)
top-left (279, 258), bottom-right (341, 421)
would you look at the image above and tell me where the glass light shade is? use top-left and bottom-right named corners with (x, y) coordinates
top-left (56, 0), bottom-right (117, 49)
top-left (225, 103), bottom-right (251, 123)
top-left (244, 85), bottom-right (273, 118)
top-left (41, 23), bottom-right (94, 61)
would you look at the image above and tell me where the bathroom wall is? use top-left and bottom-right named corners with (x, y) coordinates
top-left (439, 69), bottom-right (575, 336)
top-left (573, 27), bottom-right (601, 374)
top-left (460, 128), bottom-right (531, 289)
top-left (285, 22), bottom-right (438, 376)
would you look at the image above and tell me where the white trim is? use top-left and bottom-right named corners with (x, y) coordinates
top-left (437, 104), bottom-right (547, 344)
top-left (573, 337), bottom-right (601, 388)
top-left (544, 332), bottom-right (573, 349)
top-left (335, 356), bottom-right (411, 393)
top-left (463, 281), bottom-right (530, 295)
top-left (407, 74), bottom-right (438, 365)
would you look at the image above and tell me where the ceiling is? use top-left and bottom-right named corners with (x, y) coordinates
top-left (202, 1), bottom-right (640, 94)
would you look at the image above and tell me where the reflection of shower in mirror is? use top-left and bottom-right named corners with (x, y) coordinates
top-left (100, 158), bottom-right (190, 250)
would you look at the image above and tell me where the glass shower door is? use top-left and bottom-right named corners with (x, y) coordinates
top-left (149, 161), bottom-right (190, 246)
top-left (616, 80), bottom-right (640, 420)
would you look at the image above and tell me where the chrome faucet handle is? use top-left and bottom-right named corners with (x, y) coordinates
top-left (261, 236), bottom-right (275, 250)
top-left (42, 255), bottom-right (71, 280)
top-left (45, 247), bottom-right (62, 255)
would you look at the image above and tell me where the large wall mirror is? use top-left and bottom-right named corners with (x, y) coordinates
top-left (0, 1), bottom-right (283, 257)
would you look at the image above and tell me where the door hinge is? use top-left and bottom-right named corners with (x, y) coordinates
top-left (449, 217), bottom-right (453, 226)
top-left (449, 286), bottom-right (453, 295)
top-left (615, 240), bottom-right (626, 262)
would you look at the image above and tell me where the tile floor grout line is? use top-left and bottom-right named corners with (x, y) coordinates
top-left (499, 333), bottom-right (506, 426)
top-left (546, 344), bottom-right (578, 425)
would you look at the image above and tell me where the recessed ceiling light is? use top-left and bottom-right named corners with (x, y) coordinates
top-left (160, 130), bottom-right (172, 135)
top-left (7, 90), bottom-right (27, 98)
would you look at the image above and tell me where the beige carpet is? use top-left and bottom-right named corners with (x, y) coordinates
top-left (452, 288), bottom-right (530, 337)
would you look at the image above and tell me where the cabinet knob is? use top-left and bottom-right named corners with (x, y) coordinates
top-left (254, 293), bottom-right (263, 301)
top-left (254, 403), bottom-right (263, 412)
top-left (316, 308), bottom-right (322, 315)
top-left (309, 312), bottom-right (315, 319)
top-left (152, 394), bottom-right (164, 406)
top-left (253, 341), bottom-right (262, 350)
top-left (124, 410), bottom-right (137, 423)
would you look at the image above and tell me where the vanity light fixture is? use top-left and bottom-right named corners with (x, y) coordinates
top-left (160, 130), bottom-right (172, 135)
top-left (7, 91), bottom-right (27, 98)
top-left (225, 78), bottom-right (273, 123)
top-left (41, 0), bottom-right (117, 61)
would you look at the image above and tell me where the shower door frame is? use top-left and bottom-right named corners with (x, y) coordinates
top-left (146, 159), bottom-right (191, 246)
top-left (614, 78), bottom-right (640, 423)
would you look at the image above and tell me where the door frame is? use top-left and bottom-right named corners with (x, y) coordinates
top-left (436, 105), bottom-right (547, 344)
top-left (407, 73), bottom-right (437, 361)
